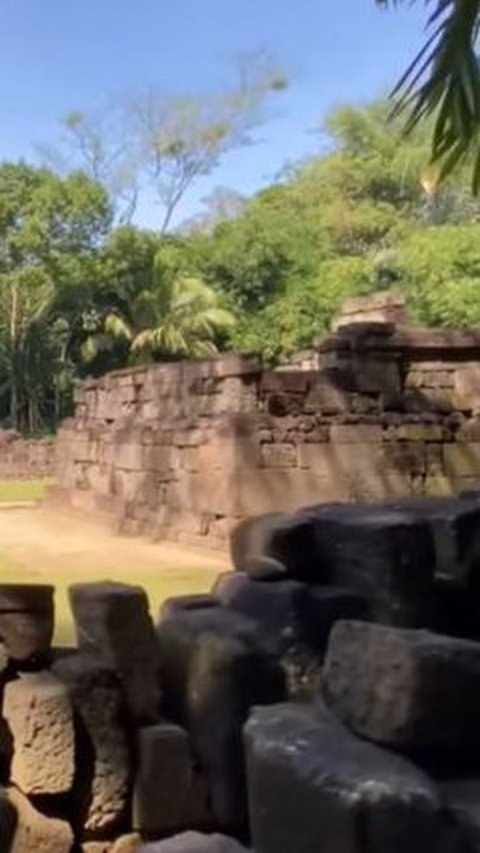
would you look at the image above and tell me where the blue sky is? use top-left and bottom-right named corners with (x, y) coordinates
top-left (0, 0), bottom-right (426, 227)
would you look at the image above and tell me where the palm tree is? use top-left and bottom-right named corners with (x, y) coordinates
top-left (377, 1), bottom-right (480, 190)
top-left (83, 251), bottom-right (235, 364)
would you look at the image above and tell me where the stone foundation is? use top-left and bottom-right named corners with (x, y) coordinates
top-left (54, 320), bottom-right (480, 548)
top-left (0, 432), bottom-right (56, 480)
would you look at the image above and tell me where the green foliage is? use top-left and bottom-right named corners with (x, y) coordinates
top-left (377, 1), bottom-right (480, 192)
top-left (83, 248), bottom-right (235, 364)
top-left (3, 97), bottom-right (480, 431)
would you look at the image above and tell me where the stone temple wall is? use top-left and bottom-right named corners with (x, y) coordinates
top-left (53, 320), bottom-right (480, 549)
top-left (0, 432), bottom-right (56, 480)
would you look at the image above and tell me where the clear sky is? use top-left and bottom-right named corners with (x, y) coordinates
top-left (0, 0), bottom-right (426, 227)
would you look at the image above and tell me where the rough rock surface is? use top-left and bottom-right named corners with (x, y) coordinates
top-left (133, 723), bottom-right (193, 837)
top-left (3, 671), bottom-right (75, 795)
top-left (301, 504), bottom-right (436, 625)
top-left (52, 653), bottom-right (130, 836)
top-left (0, 583), bottom-right (54, 662)
top-left (187, 630), bottom-right (284, 832)
top-left (244, 702), bottom-right (444, 853)
top-left (7, 785), bottom-right (74, 853)
top-left (69, 581), bottom-right (161, 723)
top-left (230, 513), bottom-right (319, 582)
top-left (323, 620), bottom-right (480, 753)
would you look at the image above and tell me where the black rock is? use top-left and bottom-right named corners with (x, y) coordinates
top-left (323, 620), bottom-right (480, 756)
top-left (230, 513), bottom-right (321, 582)
top-left (386, 496), bottom-right (480, 584)
top-left (157, 607), bottom-right (285, 832)
top-left (244, 701), bottom-right (444, 853)
top-left (300, 503), bottom-right (436, 626)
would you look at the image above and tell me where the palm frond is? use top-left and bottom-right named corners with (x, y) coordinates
top-left (377, 0), bottom-right (480, 191)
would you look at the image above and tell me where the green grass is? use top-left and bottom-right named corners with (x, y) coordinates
top-left (0, 553), bottom-right (219, 647)
top-left (0, 478), bottom-right (52, 502)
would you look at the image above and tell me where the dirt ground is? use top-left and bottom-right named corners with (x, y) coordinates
top-left (0, 505), bottom-right (226, 644)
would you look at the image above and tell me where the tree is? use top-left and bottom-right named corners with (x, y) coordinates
top-left (45, 53), bottom-right (287, 231)
top-left (83, 248), bottom-right (235, 364)
top-left (0, 164), bottom-right (111, 430)
top-left (377, 1), bottom-right (480, 190)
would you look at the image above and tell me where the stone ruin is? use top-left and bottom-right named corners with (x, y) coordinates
top-left (5, 493), bottom-right (480, 850)
top-left (51, 295), bottom-right (480, 550)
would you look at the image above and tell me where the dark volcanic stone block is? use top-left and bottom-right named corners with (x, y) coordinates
top-left (301, 504), bottom-right (435, 626)
top-left (69, 582), bottom-right (161, 723)
top-left (191, 635), bottom-right (284, 832)
top-left (244, 702), bottom-right (444, 853)
top-left (387, 496), bottom-right (480, 583)
top-left (157, 607), bottom-right (284, 832)
top-left (133, 723), bottom-right (193, 838)
top-left (156, 607), bottom-right (264, 724)
top-left (230, 513), bottom-right (320, 582)
top-left (0, 583), bottom-right (54, 662)
top-left (323, 620), bottom-right (480, 754)
top-left (212, 573), bottom-right (307, 653)
top-left (213, 573), bottom-right (368, 657)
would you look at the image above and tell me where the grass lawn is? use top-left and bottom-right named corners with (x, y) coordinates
top-left (0, 554), bottom-right (219, 647)
top-left (0, 482), bottom-right (223, 646)
top-left (0, 478), bottom-right (52, 502)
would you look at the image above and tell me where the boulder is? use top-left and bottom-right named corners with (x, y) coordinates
top-left (244, 702), bottom-right (444, 853)
top-left (139, 832), bottom-right (249, 852)
top-left (133, 723), bottom-right (193, 837)
top-left (0, 583), bottom-right (54, 663)
top-left (441, 778), bottom-right (480, 850)
top-left (69, 581), bottom-right (161, 723)
top-left (7, 785), bottom-right (74, 853)
top-left (230, 513), bottom-right (319, 582)
top-left (301, 504), bottom-right (435, 625)
top-left (3, 671), bottom-right (75, 795)
top-left (52, 653), bottom-right (130, 836)
top-left (323, 620), bottom-right (480, 754)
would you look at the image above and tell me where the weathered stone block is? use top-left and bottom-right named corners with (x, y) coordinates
top-left (454, 366), bottom-right (480, 412)
top-left (213, 573), bottom-right (307, 653)
top-left (187, 632), bottom-right (284, 832)
top-left (0, 583), bottom-right (54, 662)
top-left (69, 582), bottom-right (161, 723)
top-left (156, 607), bottom-right (276, 719)
top-left (330, 424), bottom-right (383, 444)
top-left (323, 620), bottom-right (480, 753)
top-left (159, 594), bottom-right (219, 620)
top-left (302, 504), bottom-right (435, 625)
top-left (230, 513), bottom-right (321, 583)
top-left (244, 702), bottom-right (443, 853)
top-left (133, 723), bottom-right (193, 837)
top-left (260, 443), bottom-right (297, 469)
top-left (386, 495), bottom-right (480, 582)
top-left (396, 423), bottom-right (445, 442)
top-left (444, 443), bottom-right (480, 479)
top-left (52, 653), bottom-right (130, 836)
top-left (7, 785), bottom-right (74, 853)
top-left (3, 672), bottom-right (75, 795)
